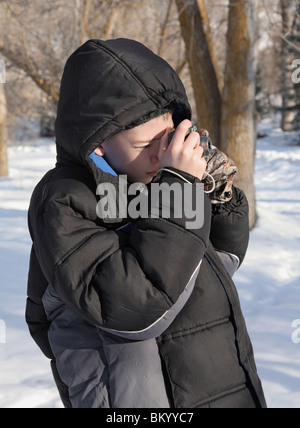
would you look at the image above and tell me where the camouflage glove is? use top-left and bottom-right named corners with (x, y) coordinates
top-left (199, 129), bottom-right (238, 204)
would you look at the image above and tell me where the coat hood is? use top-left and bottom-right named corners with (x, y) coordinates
top-left (55, 38), bottom-right (191, 175)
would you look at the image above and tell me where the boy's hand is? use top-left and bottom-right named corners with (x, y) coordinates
top-left (159, 120), bottom-right (207, 181)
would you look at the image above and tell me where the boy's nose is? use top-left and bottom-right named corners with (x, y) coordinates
top-left (150, 154), bottom-right (159, 165)
top-left (150, 140), bottom-right (160, 165)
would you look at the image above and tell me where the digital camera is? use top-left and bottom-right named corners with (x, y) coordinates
top-left (168, 125), bottom-right (212, 156)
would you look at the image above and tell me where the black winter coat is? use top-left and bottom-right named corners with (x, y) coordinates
top-left (26, 39), bottom-right (267, 408)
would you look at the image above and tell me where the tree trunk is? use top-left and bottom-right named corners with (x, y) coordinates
top-left (0, 83), bottom-right (8, 177)
top-left (175, 0), bottom-right (222, 145)
top-left (176, 0), bottom-right (258, 228)
top-left (220, 0), bottom-right (258, 229)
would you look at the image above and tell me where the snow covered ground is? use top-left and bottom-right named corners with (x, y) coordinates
top-left (0, 119), bottom-right (299, 408)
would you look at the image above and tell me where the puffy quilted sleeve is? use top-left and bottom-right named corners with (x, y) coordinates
top-left (209, 186), bottom-right (250, 266)
top-left (29, 169), bottom-right (212, 339)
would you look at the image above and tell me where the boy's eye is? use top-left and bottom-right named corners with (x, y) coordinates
top-left (135, 137), bottom-right (161, 149)
top-left (135, 143), bottom-right (151, 149)
top-left (143, 138), bottom-right (161, 148)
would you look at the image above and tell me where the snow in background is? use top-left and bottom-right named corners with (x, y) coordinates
top-left (0, 119), bottom-right (299, 408)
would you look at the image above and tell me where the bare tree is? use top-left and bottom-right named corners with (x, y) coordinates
top-left (220, 0), bottom-right (258, 228)
top-left (176, 0), bottom-right (258, 227)
top-left (0, 0), bottom-right (180, 104)
top-left (0, 0), bottom-right (187, 129)
top-left (175, 0), bottom-right (222, 144)
top-left (0, 1), bottom-right (80, 106)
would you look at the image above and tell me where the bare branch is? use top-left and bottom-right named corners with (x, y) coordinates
top-left (0, 44), bottom-right (59, 103)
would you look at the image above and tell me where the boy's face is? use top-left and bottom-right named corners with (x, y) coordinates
top-left (94, 113), bottom-right (174, 184)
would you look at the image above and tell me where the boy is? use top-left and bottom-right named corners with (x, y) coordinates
top-left (26, 39), bottom-right (267, 408)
